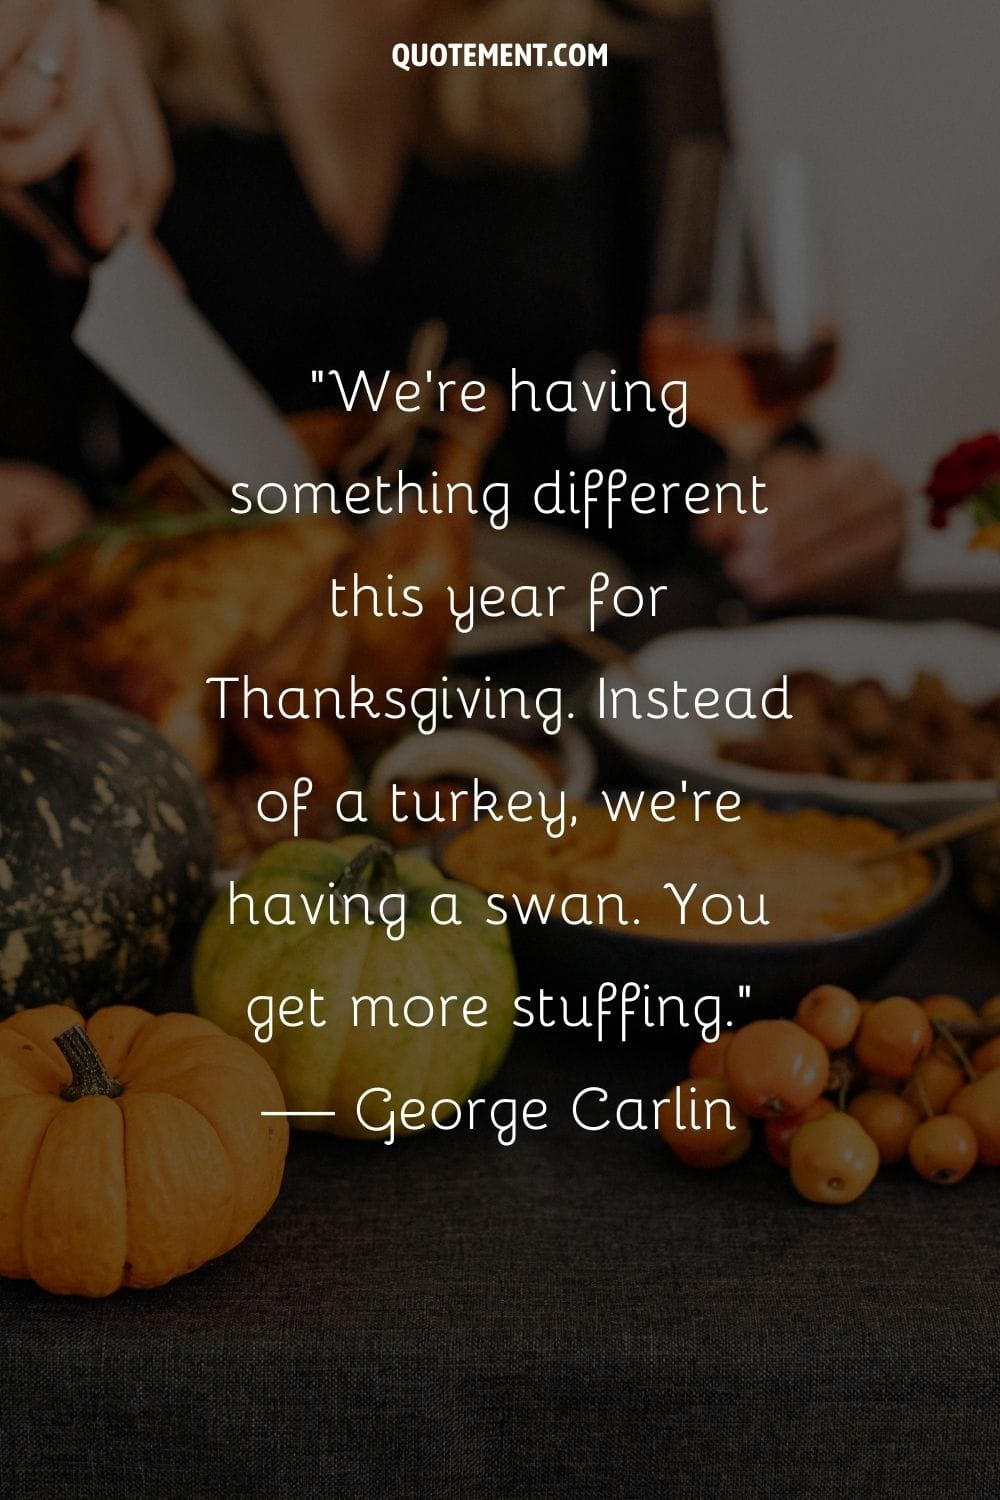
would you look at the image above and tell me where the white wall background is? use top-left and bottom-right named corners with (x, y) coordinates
top-left (716, 0), bottom-right (1000, 588)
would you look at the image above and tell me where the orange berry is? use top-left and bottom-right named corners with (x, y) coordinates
top-left (724, 1019), bottom-right (829, 1119)
top-left (854, 997), bottom-right (932, 1080)
top-left (689, 1034), bottom-right (733, 1079)
top-left (847, 1090), bottom-right (920, 1164)
top-left (789, 1112), bottom-right (879, 1205)
top-left (980, 995), bottom-right (1000, 1022)
top-left (950, 1072), bottom-right (1000, 1166)
top-left (659, 1077), bottom-right (752, 1168)
top-left (765, 1097), bottom-right (835, 1168)
top-left (971, 1036), bottom-right (1000, 1074)
top-left (796, 985), bottom-right (862, 1051)
top-left (908, 1114), bottom-right (978, 1185)
top-left (902, 1053), bottom-right (965, 1117)
top-left (920, 994), bottom-right (978, 1025)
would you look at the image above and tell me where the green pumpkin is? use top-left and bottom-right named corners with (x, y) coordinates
top-left (193, 837), bottom-right (518, 1138)
top-left (0, 694), bottom-right (213, 1015)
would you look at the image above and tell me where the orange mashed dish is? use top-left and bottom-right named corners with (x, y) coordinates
top-left (444, 800), bottom-right (934, 943)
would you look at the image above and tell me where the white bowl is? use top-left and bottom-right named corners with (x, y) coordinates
top-left (593, 616), bottom-right (1000, 825)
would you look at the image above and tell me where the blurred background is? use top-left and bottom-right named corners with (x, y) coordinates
top-left (716, 0), bottom-right (1000, 588)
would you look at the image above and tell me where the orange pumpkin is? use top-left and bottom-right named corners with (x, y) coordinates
top-left (0, 1005), bottom-right (289, 1297)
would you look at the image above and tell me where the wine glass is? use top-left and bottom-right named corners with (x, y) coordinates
top-left (642, 138), bottom-right (838, 462)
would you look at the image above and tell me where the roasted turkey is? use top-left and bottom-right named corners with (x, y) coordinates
top-left (0, 401), bottom-right (500, 864)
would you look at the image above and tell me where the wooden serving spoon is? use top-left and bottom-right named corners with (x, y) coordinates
top-left (860, 800), bottom-right (1000, 865)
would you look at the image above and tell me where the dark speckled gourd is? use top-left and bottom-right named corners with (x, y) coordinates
top-left (0, 695), bottom-right (213, 1015)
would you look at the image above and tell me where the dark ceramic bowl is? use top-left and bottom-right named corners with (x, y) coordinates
top-left (440, 813), bottom-right (952, 1024)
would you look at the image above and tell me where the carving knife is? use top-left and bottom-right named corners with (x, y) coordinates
top-left (26, 175), bottom-right (321, 491)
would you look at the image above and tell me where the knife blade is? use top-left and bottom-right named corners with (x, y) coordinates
top-left (73, 234), bottom-right (321, 491)
top-left (25, 175), bottom-right (321, 492)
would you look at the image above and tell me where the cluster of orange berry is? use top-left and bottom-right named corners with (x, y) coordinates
top-left (660, 988), bottom-right (1000, 1203)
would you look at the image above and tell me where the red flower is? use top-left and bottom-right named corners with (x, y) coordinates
top-left (926, 433), bottom-right (1000, 528)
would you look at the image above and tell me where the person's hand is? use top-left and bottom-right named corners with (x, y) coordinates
top-left (0, 2), bottom-right (172, 253)
top-left (0, 462), bottom-right (90, 564)
top-left (0, 0), bottom-right (101, 186)
top-left (694, 447), bottom-right (906, 607)
top-left (75, 9), bottom-right (173, 247)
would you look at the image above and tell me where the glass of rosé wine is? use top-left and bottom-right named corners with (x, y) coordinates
top-left (643, 139), bottom-right (838, 463)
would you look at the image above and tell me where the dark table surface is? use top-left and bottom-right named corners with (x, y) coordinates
top-left (2, 588), bottom-right (998, 1500)
top-left (1, 893), bottom-right (997, 1500)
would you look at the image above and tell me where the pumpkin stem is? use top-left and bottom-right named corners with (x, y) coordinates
top-left (334, 840), bottom-right (400, 906)
top-left (54, 1025), bottom-right (124, 1102)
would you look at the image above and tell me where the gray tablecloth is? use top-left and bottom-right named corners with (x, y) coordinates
top-left (0, 894), bottom-right (997, 1500)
